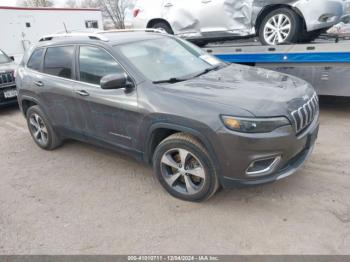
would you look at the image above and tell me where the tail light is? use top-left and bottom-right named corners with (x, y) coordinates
top-left (133, 9), bottom-right (140, 17)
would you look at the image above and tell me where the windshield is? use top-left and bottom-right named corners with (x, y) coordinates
top-left (0, 50), bottom-right (10, 64)
top-left (115, 37), bottom-right (223, 82)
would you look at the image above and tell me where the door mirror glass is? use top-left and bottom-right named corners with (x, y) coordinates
top-left (100, 73), bottom-right (129, 89)
top-left (9, 56), bottom-right (15, 61)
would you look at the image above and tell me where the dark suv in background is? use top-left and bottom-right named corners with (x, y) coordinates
top-left (16, 31), bottom-right (319, 202)
top-left (0, 49), bottom-right (17, 106)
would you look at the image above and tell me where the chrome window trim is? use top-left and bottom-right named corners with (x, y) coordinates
top-left (25, 43), bottom-right (136, 89)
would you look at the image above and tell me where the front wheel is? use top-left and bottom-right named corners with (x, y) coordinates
top-left (153, 133), bottom-right (219, 202)
top-left (259, 8), bottom-right (301, 45)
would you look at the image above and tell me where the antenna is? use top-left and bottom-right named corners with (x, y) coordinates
top-left (63, 23), bottom-right (68, 33)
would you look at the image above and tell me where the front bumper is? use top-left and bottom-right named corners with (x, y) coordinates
top-left (295, 0), bottom-right (344, 32)
top-left (0, 85), bottom-right (18, 107)
top-left (214, 116), bottom-right (319, 188)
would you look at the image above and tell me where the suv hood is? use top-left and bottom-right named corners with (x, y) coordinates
top-left (160, 64), bottom-right (315, 118)
top-left (0, 62), bottom-right (17, 73)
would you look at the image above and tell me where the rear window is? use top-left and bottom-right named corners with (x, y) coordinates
top-left (44, 46), bottom-right (74, 79)
top-left (27, 48), bottom-right (44, 71)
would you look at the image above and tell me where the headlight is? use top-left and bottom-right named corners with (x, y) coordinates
top-left (221, 116), bottom-right (290, 133)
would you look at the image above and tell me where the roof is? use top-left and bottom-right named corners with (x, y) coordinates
top-left (37, 30), bottom-right (169, 46)
top-left (0, 6), bottom-right (100, 11)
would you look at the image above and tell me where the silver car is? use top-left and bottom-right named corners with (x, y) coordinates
top-left (131, 0), bottom-right (344, 45)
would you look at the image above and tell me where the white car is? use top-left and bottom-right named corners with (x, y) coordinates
top-left (131, 0), bottom-right (344, 45)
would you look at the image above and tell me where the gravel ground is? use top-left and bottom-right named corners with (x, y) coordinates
top-left (0, 97), bottom-right (349, 255)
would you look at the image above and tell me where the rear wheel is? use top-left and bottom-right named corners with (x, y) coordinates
top-left (26, 105), bottom-right (62, 150)
top-left (153, 133), bottom-right (219, 202)
top-left (259, 8), bottom-right (301, 45)
top-left (151, 21), bottom-right (174, 34)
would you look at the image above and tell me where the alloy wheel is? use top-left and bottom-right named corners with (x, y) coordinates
top-left (263, 14), bottom-right (291, 45)
top-left (160, 148), bottom-right (206, 195)
top-left (29, 113), bottom-right (48, 146)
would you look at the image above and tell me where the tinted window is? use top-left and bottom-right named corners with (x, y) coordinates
top-left (44, 46), bottom-right (74, 79)
top-left (79, 46), bottom-right (124, 85)
top-left (27, 48), bottom-right (44, 71)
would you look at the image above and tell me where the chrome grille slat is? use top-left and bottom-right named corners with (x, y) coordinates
top-left (291, 93), bottom-right (319, 134)
top-left (303, 103), bottom-right (309, 124)
top-left (0, 72), bottom-right (15, 86)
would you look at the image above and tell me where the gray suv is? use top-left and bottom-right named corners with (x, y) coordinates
top-left (16, 31), bottom-right (319, 202)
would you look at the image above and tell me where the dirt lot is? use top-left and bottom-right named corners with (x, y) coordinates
top-left (0, 97), bottom-right (349, 255)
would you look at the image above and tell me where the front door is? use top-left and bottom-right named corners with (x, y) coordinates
top-left (73, 45), bottom-right (139, 149)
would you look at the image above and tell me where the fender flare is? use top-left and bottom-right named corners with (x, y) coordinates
top-left (143, 122), bottom-right (221, 173)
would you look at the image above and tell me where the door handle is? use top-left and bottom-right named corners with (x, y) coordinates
top-left (201, 0), bottom-right (211, 3)
top-left (34, 81), bottom-right (44, 87)
top-left (164, 2), bottom-right (173, 7)
top-left (75, 90), bottom-right (90, 97)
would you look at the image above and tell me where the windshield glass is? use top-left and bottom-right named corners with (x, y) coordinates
top-left (115, 37), bottom-right (222, 82)
top-left (0, 50), bottom-right (10, 64)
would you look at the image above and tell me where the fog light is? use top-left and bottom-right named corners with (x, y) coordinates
top-left (246, 156), bottom-right (281, 177)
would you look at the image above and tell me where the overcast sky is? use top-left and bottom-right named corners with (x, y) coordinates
top-left (0, 0), bottom-right (67, 7)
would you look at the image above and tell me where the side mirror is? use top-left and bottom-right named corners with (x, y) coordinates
top-left (100, 73), bottom-right (132, 90)
top-left (9, 56), bottom-right (15, 61)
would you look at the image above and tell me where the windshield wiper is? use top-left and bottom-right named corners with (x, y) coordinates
top-left (153, 64), bottom-right (225, 84)
top-left (153, 77), bottom-right (188, 84)
top-left (194, 65), bottom-right (221, 78)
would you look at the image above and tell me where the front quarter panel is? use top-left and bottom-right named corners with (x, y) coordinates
top-left (293, 0), bottom-right (343, 31)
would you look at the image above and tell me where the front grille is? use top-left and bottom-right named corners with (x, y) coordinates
top-left (0, 72), bottom-right (15, 86)
top-left (291, 93), bottom-right (319, 134)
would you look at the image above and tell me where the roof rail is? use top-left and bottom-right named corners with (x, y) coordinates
top-left (39, 32), bottom-right (109, 42)
top-left (97, 28), bottom-right (166, 34)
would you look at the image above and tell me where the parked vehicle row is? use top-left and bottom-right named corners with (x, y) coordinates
top-left (16, 31), bottom-right (319, 202)
top-left (131, 0), bottom-right (345, 46)
top-left (0, 49), bottom-right (17, 107)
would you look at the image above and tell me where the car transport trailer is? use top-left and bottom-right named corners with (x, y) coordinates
top-left (203, 38), bottom-right (350, 97)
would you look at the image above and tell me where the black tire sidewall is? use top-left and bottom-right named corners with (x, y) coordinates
top-left (153, 139), bottom-right (217, 202)
top-left (26, 106), bottom-right (57, 150)
top-left (259, 8), bottom-right (301, 45)
top-left (151, 22), bottom-right (174, 34)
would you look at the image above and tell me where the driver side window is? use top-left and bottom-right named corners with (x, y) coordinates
top-left (78, 46), bottom-right (125, 85)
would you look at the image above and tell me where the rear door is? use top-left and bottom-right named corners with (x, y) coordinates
top-left (73, 45), bottom-right (139, 149)
top-left (198, 0), bottom-right (254, 36)
top-left (198, 0), bottom-right (231, 33)
top-left (38, 45), bottom-right (86, 137)
top-left (162, 0), bottom-right (202, 35)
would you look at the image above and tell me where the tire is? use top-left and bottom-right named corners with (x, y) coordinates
top-left (299, 28), bottom-right (325, 43)
top-left (259, 8), bottom-right (301, 45)
top-left (151, 21), bottom-right (174, 34)
top-left (153, 133), bottom-right (219, 202)
top-left (26, 105), bottom-right (62, 150)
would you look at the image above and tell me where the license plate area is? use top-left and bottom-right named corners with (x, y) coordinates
top-left (4, 89), bottom-right (18, 99)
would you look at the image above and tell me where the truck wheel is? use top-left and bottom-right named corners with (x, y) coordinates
top-left (259, 8), bottom-right (301, 45)
top-left (26, 105), bottom-right (62, 150)
top-left (151, 21), bottom-right (174, 34)
top-left (153, 133), bottom-right (219, 202)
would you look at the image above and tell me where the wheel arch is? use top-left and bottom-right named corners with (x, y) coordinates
top-left (20, 96), bottom-right (40, 117)
top-left (255, 4), bottom-right (306, 36)
top-left (146, 18), bottom-right (174, 33)
top-left (144, 123), bottom-right (219, 168)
